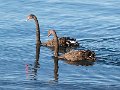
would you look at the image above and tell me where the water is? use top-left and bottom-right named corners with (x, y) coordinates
top-left (0, 0), bottom-right (120, 90)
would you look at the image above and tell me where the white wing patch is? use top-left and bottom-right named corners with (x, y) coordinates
top-left (69, 40), bottom-right (76, 43)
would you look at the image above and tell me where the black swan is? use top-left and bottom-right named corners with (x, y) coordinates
top-left (27, 14), bottom-right (41, 45)
top-left (48, 30), bottom-right (96, 62)
top-left (43, 29), bottom-right (79, 48)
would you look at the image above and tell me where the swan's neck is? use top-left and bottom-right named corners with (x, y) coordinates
top-left (34, 16), bottom-right (41, 44)
top-left (34, 44), bottom-right (40, 69)
top-left (53, 32), bottom-right (59, 57)
top-left (36, 44), bottom-right (40, 62)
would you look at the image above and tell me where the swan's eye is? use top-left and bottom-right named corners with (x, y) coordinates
top-left (27, 16), bottom-right (31, 20)
top-left (27, 15), bottom-right (34, 20)
top-left (29, 16), bottom-right (32, 19)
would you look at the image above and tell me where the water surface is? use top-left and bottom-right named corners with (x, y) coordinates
top-left (0, 0), bottom-right (120, 90)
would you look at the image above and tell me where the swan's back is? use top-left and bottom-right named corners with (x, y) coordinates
top-left (42, 37), bottom-right (79, 48)
top-left (59, 37), bottom-right (79, 47)
top-left (58, 50), bottom-right (96, 62)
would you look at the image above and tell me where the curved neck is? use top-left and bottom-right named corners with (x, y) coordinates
top-left (33, 16), bottom-right (41, 44)
top-left (35, 44), bottom-right (40, 63)
top-left (53, 31), bottom-right (59, 57)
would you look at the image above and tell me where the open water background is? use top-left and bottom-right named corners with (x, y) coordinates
top-left (0, 0), bottom-right (120, 90)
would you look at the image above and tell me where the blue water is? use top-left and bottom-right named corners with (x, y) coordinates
top-left (0, 0), bottom-right (120, 90)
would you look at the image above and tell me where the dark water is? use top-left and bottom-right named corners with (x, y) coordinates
top-left (0, 0), bottom-right (120, 90)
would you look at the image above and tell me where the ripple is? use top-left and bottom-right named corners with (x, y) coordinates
top-left (0, 0), bottom-right (120, 90)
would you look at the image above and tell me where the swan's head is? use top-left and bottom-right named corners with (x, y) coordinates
top-left (48, 30), bottom-right (56, 37)
top-left (27, 14), bottom-right (35, 21)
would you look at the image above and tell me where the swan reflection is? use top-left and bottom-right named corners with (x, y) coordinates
top-left (53, 57), bottom-right (59, 81)
top-left (50, 56), bottom-right (94, 83)
top-left (25, 44), bottom-right (40, 80)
